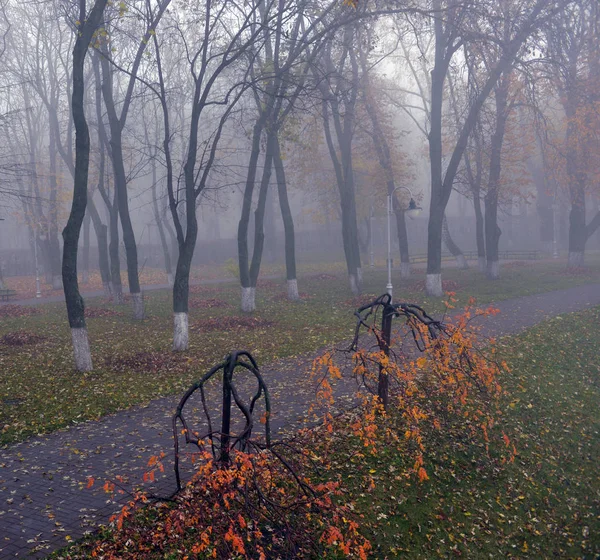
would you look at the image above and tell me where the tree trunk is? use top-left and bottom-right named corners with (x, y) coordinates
top-left (163, 215), bottom-right (178, 276)
top-left (273, 136), bottom-right (298, 300)
top-left (564, 99), bottom-right (590, 269)
top-left (426, 3), bottom-right (448, 297)
top-left (82, 213), bottom-right (90, 284)
top-left (485, 77), bottom-right (509, 280)
top-left (442, 215), bottom-right (468, 269)
top-left (43, 238), bottom-right (53, 285)
top-left (426, 203), bottom-right (444, 297)
top-left (394, 210), bottom-right (411, 278)
top-left (150, 156), bottom-right (173, 286)
top-left (238, 116), bottom-right (267, 312)
top-left (100, 47), bottom-right (143, 319)
top-left (87, 198), bottom-right (112, 297)
top-left (172, 237), bottom-right (196, 351)
top-left (319, 31), bottom-right (362, 295)
top-left (62, 0), bottom-right (108, 372)
top-left (92, 54), bottom-right (121, 301)
top-left (48, 126), bottom-right (63, 290)
top-left (340, 195), bottom-right (361, 295)
top-left (109, 186), bottom-right (123, 303)
top-left (484, 198), bottom-right (502, 279)
top-left (567, 204), bottom-right (586, 268)
top-left (321, 99), bottom-right (361, 295)
top-left (243, 130), bottom-right (276, 311)
top-left (473, 189), bottom-right (486, 272)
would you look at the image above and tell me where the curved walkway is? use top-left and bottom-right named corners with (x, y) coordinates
top-left (1, 283), bottom-right (599, 559)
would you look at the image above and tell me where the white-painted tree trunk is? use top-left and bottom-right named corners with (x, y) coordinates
top-left (173, 312), bottom-right (189, 351)
top-left (52, 275), bottom-right (63, 290)
top-left (71, 327), bottom-right (93, 371)
top-left (167, 273), bottom-right (174, 287)
top-left (112, 284), bottom-right (123, 305)
top-left (568, 251), bottom-right (584, 268)
top-left (287, 278), bottom-right (299, 300)
top-left (425, 273), bottom-right (443, 297)
top-left (487, 260), bottom-right (500, 279)
top-left (455, 254), bottom-right (469, 270)
top-left (478, 257), bottom-right (486, 273)
top-left (241, 287), bottom-right (256, 312)
top-left (356, 267), bottom-right (363, 285)
top-left (400, 262), bottom-right (411, 279)
top-left (131, 292), bottom-right (145, 320)
top-left (102, 282), bottom-right (112, 298)
top-left (349, 274), bottom-right (360, 295)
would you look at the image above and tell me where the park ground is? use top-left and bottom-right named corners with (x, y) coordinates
top-left (0, 256), bottom-right (599, 558)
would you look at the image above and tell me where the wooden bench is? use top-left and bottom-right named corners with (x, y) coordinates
top-left (0, 289), bottom-right (17, 302)
top-left (499, 250), bottom-right (541, 260)
top-left (408, 250), bottom-right (541, 264)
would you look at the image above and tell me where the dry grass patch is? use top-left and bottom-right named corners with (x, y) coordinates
top-left (0, 331), bottom-right (46, 346)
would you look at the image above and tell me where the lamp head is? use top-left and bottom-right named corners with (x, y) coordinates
top-left (406, 198), bottom-right (422, 219)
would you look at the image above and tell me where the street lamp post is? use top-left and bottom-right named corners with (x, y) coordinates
top-left (369, 204), bottom-right (375, 268)
top-left (33, 224), bottom-right (42, 298)
top-left (552, 201), bottom-right (559, 259)
top-left (387, 186), bottom-right (421, 301)
top-left (0, 218), bottom-right (4, 290)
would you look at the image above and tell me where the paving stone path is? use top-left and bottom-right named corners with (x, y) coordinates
top-left (1, 283), bottom-right (599, 559)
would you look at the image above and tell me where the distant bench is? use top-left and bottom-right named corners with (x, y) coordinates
top-left (0, 289), bottom-right (17, 302)
top-left (407, 250), bottom-right (541, 264)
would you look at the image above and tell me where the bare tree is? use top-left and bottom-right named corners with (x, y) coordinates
top-left (545, 0), bottom-right (600, 267)
top-left (237, 0), bottom-right (342, 310)
top-left (317, 23), bottom-right (363, 294)
top-left (98, 0), bottom-right (171, 319)
top-left (149, 0), bottom-right (267, 349)
top-left (91, 52), bottom-right (123, 301)
top-left (358, 29), bottom-right (414, 278)
top-left (62, 0), bottom-right (109, 371)
top-left (424, 0), bottom-right (566, 295)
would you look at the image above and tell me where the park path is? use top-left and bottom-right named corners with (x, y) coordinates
top-left (1, 283), bottom-right (600, 559)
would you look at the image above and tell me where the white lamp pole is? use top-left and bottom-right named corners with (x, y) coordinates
top-left (552, 201), bottom-right (559, 258)
top-left (386, 186), bottom-right (421, 301)
top-left (386, 193), bottom-right (393, 297)
top-left (369, 203), bottom-right (375, 268)
top-left (33, 223), bottom-right (42, 298)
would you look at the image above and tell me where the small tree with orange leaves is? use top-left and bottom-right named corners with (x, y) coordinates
top-left (312, 294), bottom-right (514, 483)
top-left (85, 351), bottom-right (371, 559)
top-left (88, 445), bottom-right (371, 559)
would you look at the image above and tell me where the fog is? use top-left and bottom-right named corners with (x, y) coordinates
top-left (1, 1), bottom-right (600, 557)
top-left (0, 0), bottom-right (598, 333)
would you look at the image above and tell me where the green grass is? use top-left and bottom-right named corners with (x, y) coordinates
top-left (49, 303), bottom-right (600, 559)
top-left (0, 258), bottom-right (598, 446)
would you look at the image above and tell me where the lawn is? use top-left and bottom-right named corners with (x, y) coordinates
top-left (0, 257), bottom-right (599, 446)
top-left (49, 304), bottom-right (600, 559)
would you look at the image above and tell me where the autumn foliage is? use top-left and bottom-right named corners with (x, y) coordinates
top-left (87, 444), bottom-right (370, 559)
top-left (311, 295), bottom-right (514, 482)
